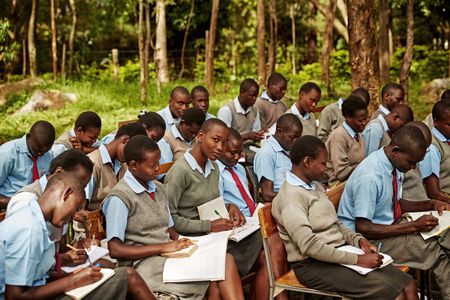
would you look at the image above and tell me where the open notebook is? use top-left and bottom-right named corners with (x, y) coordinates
top-left (61, 246), bottom-right (109, 273)
top-left (65, 268), bottom-right (115, 299)
top-left (337, 245), bottom-right (393, 275)
top-left (403, 211), bottom-right (450, 240)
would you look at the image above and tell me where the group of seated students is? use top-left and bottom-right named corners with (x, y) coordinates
top-left (0, 72), bottom-right (449, 300)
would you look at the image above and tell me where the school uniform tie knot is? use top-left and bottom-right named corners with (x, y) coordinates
top-left (30, 155), bottom-right (39, 182)
top-left (392, 169), bottom-right (402, 223)
top-left (354, 134), bottom-right (359, 142)
top-left (226, 166), bottom-right (256, 215)
top-left (148, 191), bottom-right (155, 201)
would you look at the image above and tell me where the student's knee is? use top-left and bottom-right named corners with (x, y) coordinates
top-left (125, 267), bottom-right (139, 284)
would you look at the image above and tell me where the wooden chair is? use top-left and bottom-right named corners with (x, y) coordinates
top-left (244, 165), bottom-right (261, 203)
top-left (158, 161), bottom-right (175, 175)
top-left (326, 181), bottom-right (346, 210)
top-left (258, 204), bottom-right (350, 299)
top-left (117, 119), bottom-right (137, 128)
top-left (84, 209), bottom-right (106, 240)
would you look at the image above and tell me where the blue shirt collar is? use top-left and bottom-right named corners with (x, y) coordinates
top-left (234, 97), bottom-right (253, 115)
top-left (337, 98), bottom-right (344, 110)
top-left (343, 121), bottom-right (357, 138)
top-left (17, 135), bottom-right (33, 156)
top-left (39, 175), bottom-right (48, 191)
top-left (261, 91), bottom-right (280, 103)
top-left (98, 144), bottom-right (122, 174)
top-left (184, 150), bottom-right (215, 177)
top-left (377, 114), bottom-right (389, 132)
top-left (431, 127), bottom-right (448, 142)
top-left (378, 105), bottom-right (390, 115)
top-left (285, 171), bottom-right (315, 190)
top-left (162, 106), bottom-right (179, 126)
top-left (374, 148), bottom-right (401, 179)
top-left (267, 135), bottom-right (287, 153)
top-left (171, 124), bottom-right (190, 144)
top-left (123, 170), bottom-right (156, 194)
top-left (290, 103), bottom-right (310, 120)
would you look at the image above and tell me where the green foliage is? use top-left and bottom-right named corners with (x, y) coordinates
top-left (0, 19), bottom-right (19, 63)
top-left (0, 90), bottom-right (31, 114)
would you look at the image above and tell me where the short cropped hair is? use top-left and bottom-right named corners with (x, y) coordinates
top-left (381, 83), bottom-right (404, 98)
top-left (200, 118), bottom-right (228, 134)
top-left (276, 113), bottom-right (303, 131)
top-left (49, 149), bottom-right (94, 174)
top-left (75, 111), bottom-right (102, 130)
top-left (267, 73), bottom-right (287, 87)
top-left (124, 135), bottom-right (159, 163)
top-left (441, 89), bottom-right (450, 102)
top-left (350, 87), bottom-right (370, 105)
top-left (46, 172), bottom-right (85, 197)
top-left (391, 104), bottom-right (414, 123)
top-left (228, 127), bottom-right (243, 143)
top-left (432, 100), bottom-right (450, 121)
top-left (299, 82), bottom-right (321, 95)
top-left (390, 125), bottom-right (427, 153)
top-left (291, 136), bottom-right (326, 165)
top-left (138, 112), bottom-right (166, 131)
top-left (30, 120), bottom-right (56, 147)
top-left (170, 86), bottom-right (190, 99)
top-left (115, 122), bottom-right (147, 139)
top-left (239, 78), bottom-right (259, 93)
top-left (342, 96), bottom-right (368, 118)
top-left (191, 85), bottom-right (209, 97)
top-left (181, 108), bottom-right (206, 127)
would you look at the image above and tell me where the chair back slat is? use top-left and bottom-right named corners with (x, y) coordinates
top-left (117, 119), bottom-right (137, 128)
top-left (158, 161), bottom-right (175, 175)
top-left (258, 204), bottom-right (279, 239)
top-left (326, 181), bottom-right (346, 210)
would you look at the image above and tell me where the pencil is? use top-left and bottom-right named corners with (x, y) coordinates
top-left (66, 244), bottom-right (79, 251)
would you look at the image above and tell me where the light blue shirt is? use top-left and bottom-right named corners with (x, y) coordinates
top-left (206, 112), bottom-right (216, 120)
top-left (338, 148), bottom-right (404, 231)
top-left (337, 98), bottom-right (344, 110)
top-left (362, 115), bottom-right (389, 156)
top-left (217, 97), bottom-right (261, 131)
top-left (343, 121), bottom-right (357, 139)
top-left (260, 90), bottom-right (282, 104)
top-left (0, 193), bottom-right (55, 297)
top-left (289, 102), bottom-right (311, 120)
top-left (217, 160), bottom-right (254, 217)
top-left (184, 151), bottom-right (215, 178)
top-left (0, 136), bottom-right (53, 198)
top-left (378, 105), bottom-right (390, 116)
top-left (419, 127), bottom-right (446, 179)
top-left (157, 106), bottom-right (179, 131)
top-left (285, 171), bottom-right (316, 191)
top-left (85, 144), bottom-right (122, 200)
top-left (101, 130), bottom-right (118, 145)
top-left (253, 135), bottom-right (291, 192)
top-left (103, 170), bottom-right (174, 242)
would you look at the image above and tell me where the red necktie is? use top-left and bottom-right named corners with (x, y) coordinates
top-left (54, 252), bottom-right (62, 278)
top-left (446, 141), bottom-right (450, 145)
top-left (392, 169), bottom-right (402, 223)
top-left (227, 167), bottom-right (256, 215)
top-left (149, 191), bottom-right (155, 201)
top-left (354, 134), bottom-right (359, 143)
top-left (31, 156), bottom-right (39, 181)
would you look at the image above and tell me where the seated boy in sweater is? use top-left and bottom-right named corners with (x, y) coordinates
top-left (157, 86), bottom-right (191, 130)
top-left (191, 85), bottom-right (215, 120)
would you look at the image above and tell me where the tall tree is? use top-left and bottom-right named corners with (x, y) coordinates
top-left (50, 0), bottom-right (58, 80)
top-left (178, 0), bottom-right (195, 79)
top-left (68, 0), bottom-right (77, 76)
top-left (347, 0), bottom-right (380, 112)
top-left (154, 0), bottom-right (170, 84)
top-left (256, 0), bottom-right (266, 85)
top-left (321, 0), bottom-right (337, 95)
top-left (267, 0), bottom-right (277, 77)
top-left (28, 0), bottom-right (38, 78)
top-left (205, 0), bottom-right (220, 92)
top-left (399, 0), bottom-right (414, 102)
top-left (306, 2), bottom-right (318, 63)
top-left (290, 4), bottom-right (296, 75)
top-left (138, 0), bottom-right (148, 102)
top-left (379, 0), bottom-right (391, 86)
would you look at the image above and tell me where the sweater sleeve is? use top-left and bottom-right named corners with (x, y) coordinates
top-left (329, 135), bottom-right (354, 181)
top-left (280, 201), bottom-right (358, 265)
top-left (337, 222), bottom-right (363, 247)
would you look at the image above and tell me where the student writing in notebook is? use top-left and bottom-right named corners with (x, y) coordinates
top-left (0, 172), bottom-right (155, 300)
top-left (272, 136), bottom-right (418, 299)
top-left (103, 135), bottom-right (243, 300)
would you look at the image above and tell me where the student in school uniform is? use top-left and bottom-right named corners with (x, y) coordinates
top-left (337, 126), bottom-right (450, 299)
top-left (0, 172), bottom-right (155, 300)
top-left (52, 111), bottom-right (102, 157)
top-left (102, 111), bottom-right (167, 145)
top-left (103, 135), bottom-right (244, 300)
top-left (326, 96), bottom-right (369, 186)
top-left (423, 89), bottom-right (450, 128)
top-left (362, 104), bottom-right (413, 156)
top-left (254, 114), bottom-right (303, 203)
top-left (419, 100), bottom-right (450, 203)
top-left (402, 122), bottom-right (432, 202)
top-left (85, 123), bottom-right (147, 211)
top-left (157, 86), bottom-right (191, 130)
top-left (371, 83), bottom-right (405, 120)
top-left (160, 107), bottom-right (205, 161)
top-left (253, 72), bottom-right (288, 129)
top-left (317, 87), bottom-right (370, 142)
top-left (191, 85), bottom-right (216, 120)
top-left (0, 121), bottom-right (55, 209)
top-left (272, 136), bottom-right (418, 300)
top-left (165, 119), bottom-right (269, 299)
top-left (284, 82), bottom-right (321, 136)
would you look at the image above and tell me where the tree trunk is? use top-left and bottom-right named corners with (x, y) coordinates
top-left (50, 0), bottom-right (58, 80)
top-left (347, 0), bottom-right (380, 113)
top-left (61, 42), bottom-right (66, 78)
top-left (28, 0), bottom-right (38, 78)
top-left (306, 2), bottom-right (318, 63)
top-left (321, 0), bottom-right (337, 95)
top-left (178, 0), bottom-right (195, 80)
top-left (399, 0), bottom-right (414, 102)
top-left (22, 39), bottom-right (27, 79)
top-left (379, 0), bottom-right (391, 86)
top-left (154, 0), bottom-right (170, 84)
top-left (309, 0), bottom-right (348, 44)
top-left (205, 0), bottom-right (220, 92)
top-left (138, 0), bottom-right (148, 103)
top-left (337, 0), bottom-right (348, 26)
top-left (290, 4), bottom-right (296, 75)
top-left (267, 0), bottom-right (277, 77)
top-left (256, 0), bottom-right (266, 86)
top-left (68, 0), bottom-right (77, 76)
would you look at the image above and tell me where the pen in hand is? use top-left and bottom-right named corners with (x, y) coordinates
top-left (214, 209), bottom-right (223, 219)
top-left (66, 244), bottom-right (93, 267)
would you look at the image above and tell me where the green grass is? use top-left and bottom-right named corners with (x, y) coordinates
top-left (0, 77), bottom-right (434, 144)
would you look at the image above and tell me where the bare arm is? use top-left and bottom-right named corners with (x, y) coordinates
top-left (423, 175), bottom-right (450, 203)
top-left (260, 178), bottom-right (277, 203)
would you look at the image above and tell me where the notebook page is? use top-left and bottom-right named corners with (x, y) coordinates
top-left (337, 245), bottom-right (393, 275)
top-left (65, 268), bottom-right (115, 299)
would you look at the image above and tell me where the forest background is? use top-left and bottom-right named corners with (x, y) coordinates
top-left (0, 0), bottom-right (449, 143)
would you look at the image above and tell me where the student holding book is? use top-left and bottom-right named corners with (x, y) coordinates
top-left (272, 136), bottom-right (418, 299)
top-left (103, 135), bottom-right (244, 300)
top-left (0, 172), bottom-right (155, 300)
top-left (165, 119), bottom-right (269, 299)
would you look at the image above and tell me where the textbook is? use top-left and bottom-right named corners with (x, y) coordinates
top-left (65, 268), bottom-right (115, 299)
top-left (337, 245), bottom-right (393, 275)
top-left (161, 242), bottom-right (198, 258)
top-left (61, 246), bottom-right (109, 273)
top-left (163, 231), bottom-right (230, 282)
top-left (197, 197), bottom-right (261, 242)
top-left (403, 210), bottom-right (450, 240)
